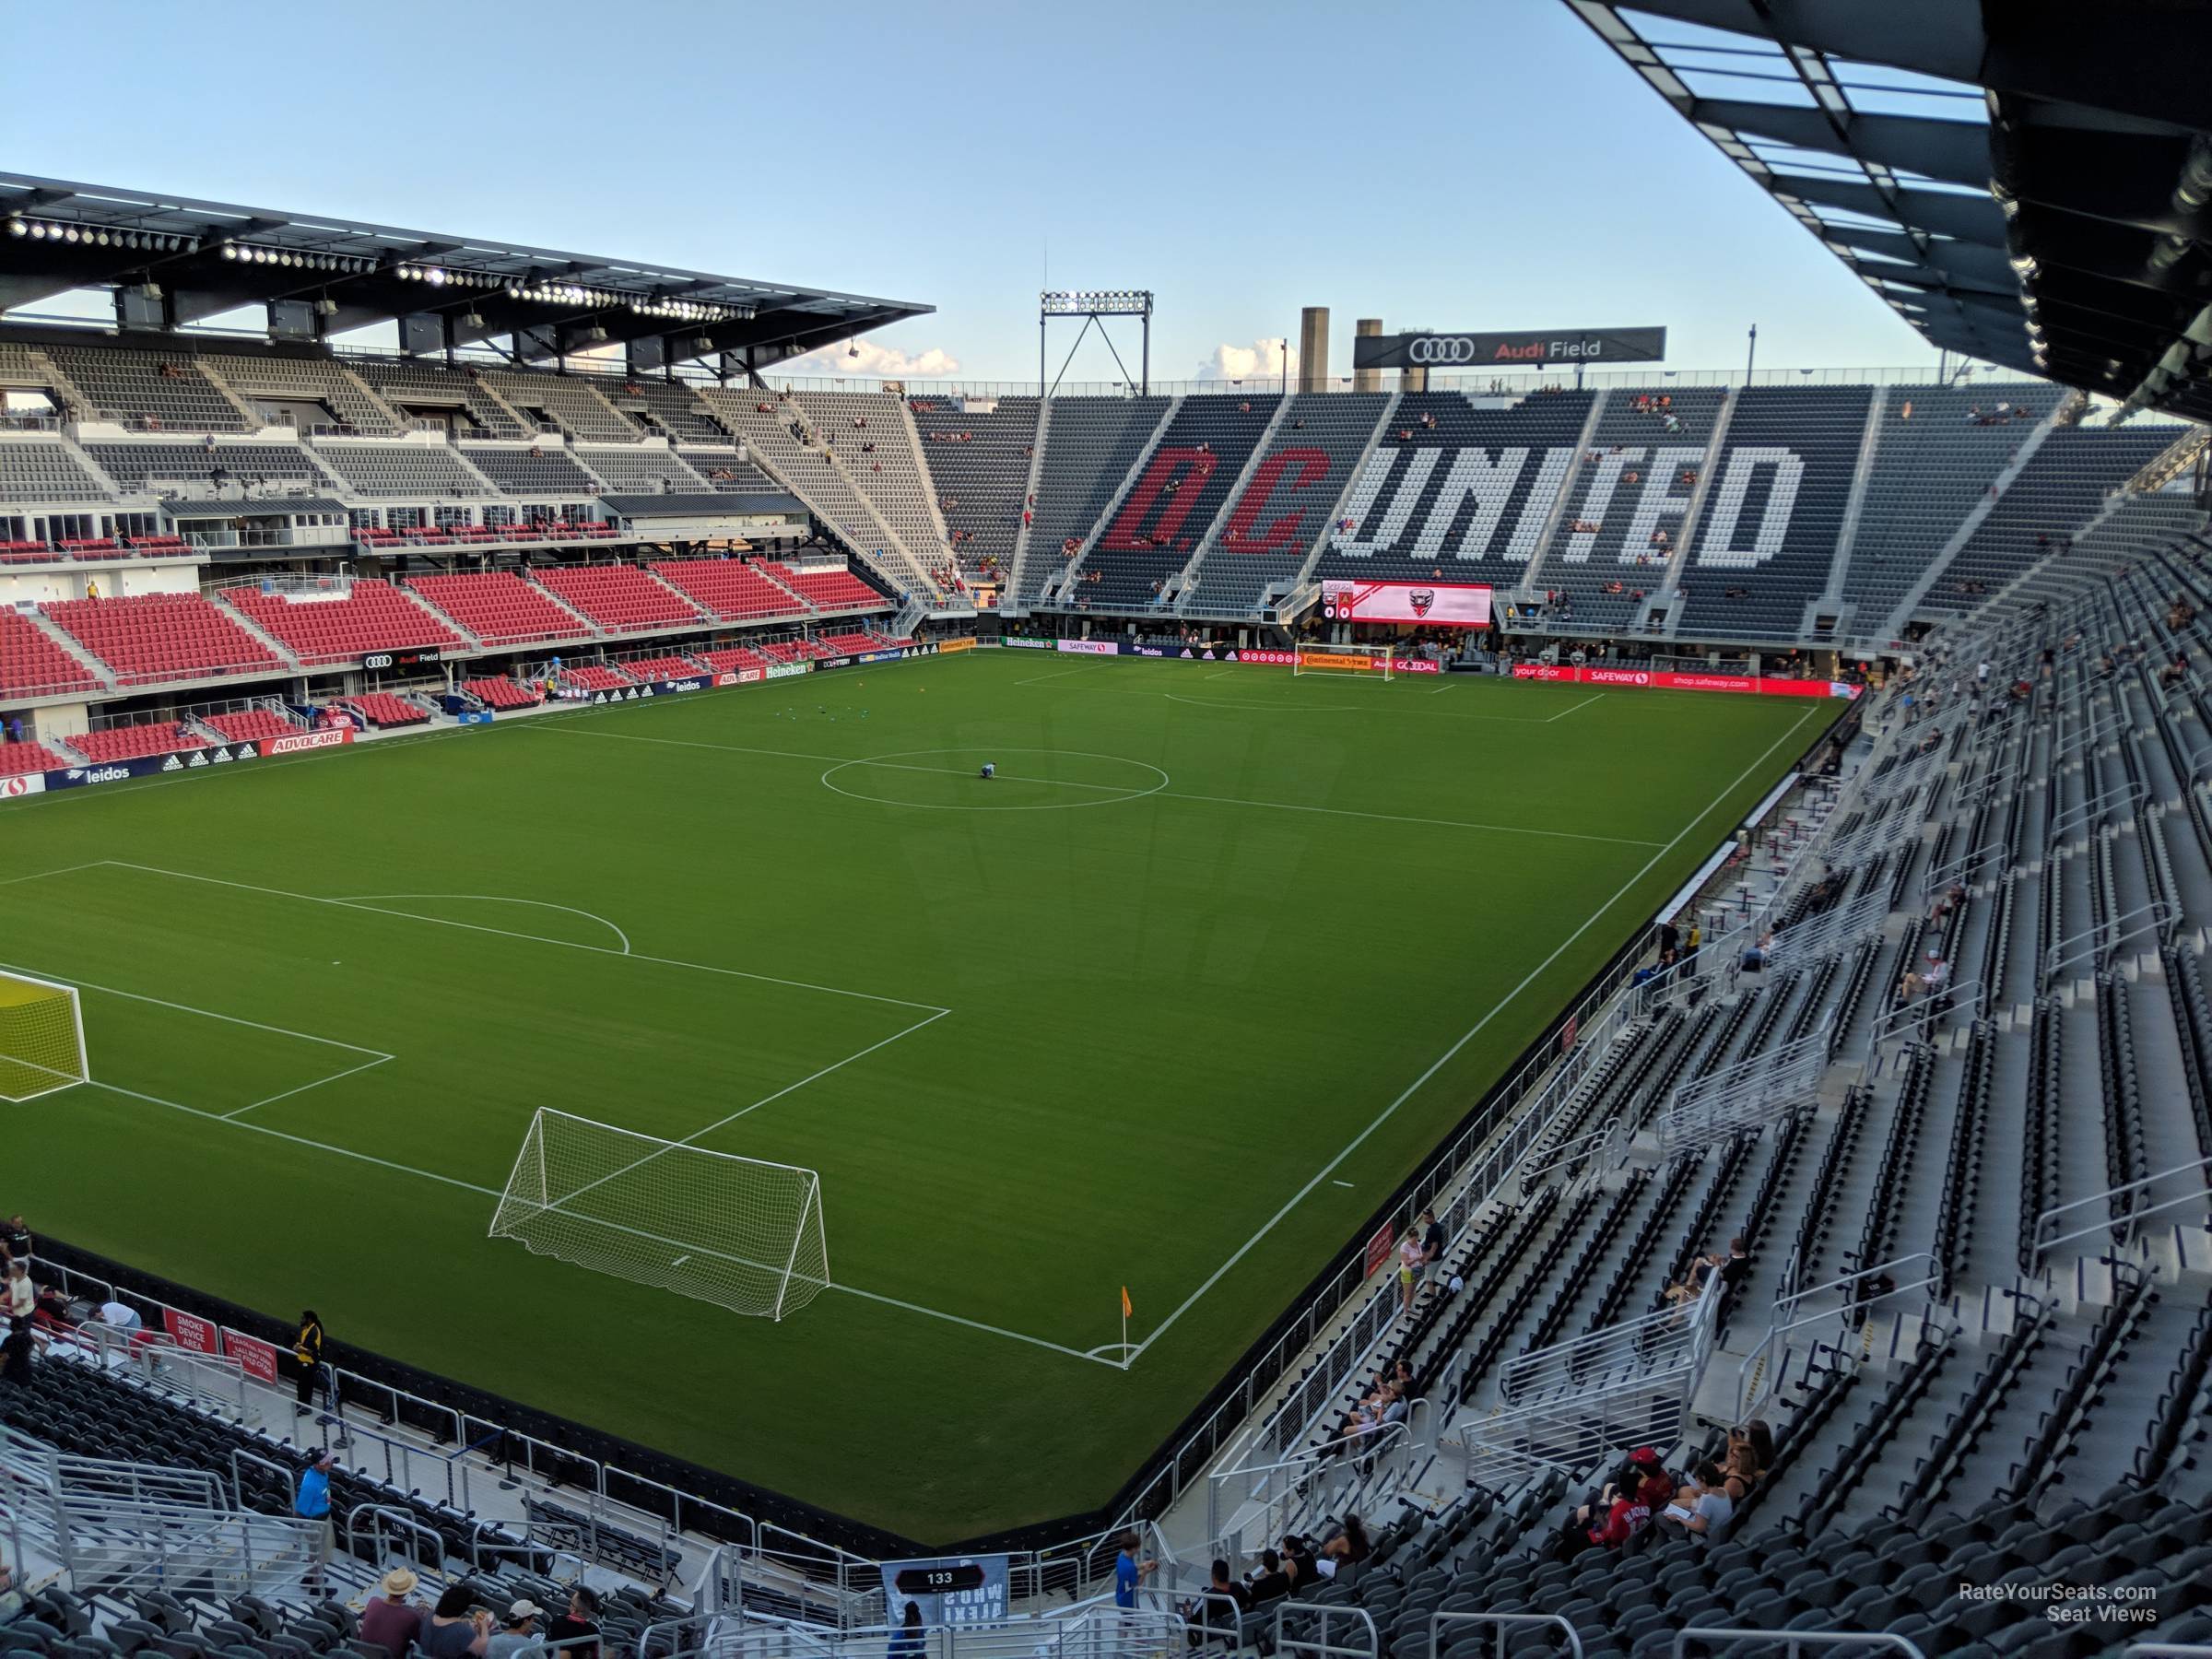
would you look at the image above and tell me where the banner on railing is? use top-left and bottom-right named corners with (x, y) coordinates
top-left (878, 1556), bottom-right (1012, 1625)
top-left (1511, 665), bottom-right (1860, 699)
top-left (223, 1327), bottom-right (281, 1384)
top-left (1362, 1221), bottom-right (1396, 1280)
top-left (163, 1307), bottom-right (220, 1355)
top-left (936, 638), bottom-right (977, 655)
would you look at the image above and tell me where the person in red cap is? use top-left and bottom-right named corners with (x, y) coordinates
top-left (1556, 1451), bottom-right (1662, 1559)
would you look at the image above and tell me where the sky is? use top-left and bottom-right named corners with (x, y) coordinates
top-left (0, 0), bottom-right (1949, 388)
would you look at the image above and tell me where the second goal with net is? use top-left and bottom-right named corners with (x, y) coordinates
top-left (1292, 644), bottom-right (1395, 680)
top-left (488, 1109), bottom-right (830, 1320)
top-left (0, 971), bottom-right (88, 1102)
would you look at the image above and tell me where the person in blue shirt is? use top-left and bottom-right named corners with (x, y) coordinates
top-left (1112, 1531), bottom-right (1156, 1610)
top-left (295, 1449), bottom-right (335, 1594)
top-left (887, 1602), bottom-right (924, 1659)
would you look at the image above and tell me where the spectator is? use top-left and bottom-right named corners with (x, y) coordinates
top-left (547, 1587), bottom-right (601, 1659)
top-left (359, 1569), bottom-right (425, 1656)
top-left (293, 1308), bottom-right (326, 1417)
top-left (1559, 1455), bottom-right (1655, 1559)
top-left (419, 1586), bottom-right (494, 1659)
top-left (1662, 1461), bottom-right (1737, 1538)
top-left (888, 1602), bottom-right (925, 1659)
top-left (0, 1215), bottom-right (29, 1264)
top-left (1, 1318), bottom-right (32, 1385)
top-left (3, 1262), bottom-right (30, 1327)
top-left (1182, 1560), bottom-right (1248, 1647)
top-left (293, 1450), bottom-right (335, 1594)
top-left (98, 1297), bottom-right (141, 1334)
top-left (1321, 1514), bottom-right (1371, 1569)
top-left (1113, 1529), bottom-right (1155, 1609)
top-left (1418, 1207), bottom-right (1447, 1289)
top-left (486, 1602), bottom-right (543, 1659)
top-left (1245, 1548), bottom-right (1290, 1604)
top-left (1397, 1229), bottom-right (1423, 1312)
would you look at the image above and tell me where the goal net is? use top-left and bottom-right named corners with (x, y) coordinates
top-left (1293, 645), bottom-right (1394, 680)
top-left (0, 971), bottom-right (88, 1102)
top-left (488, 1109), bottom-right (830, 1320)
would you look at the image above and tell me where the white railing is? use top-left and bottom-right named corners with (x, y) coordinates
top-left (2031, 1153), bottom-right (2212, 1266)
top-left (1658, 1028), bottom-right (1830, 1153)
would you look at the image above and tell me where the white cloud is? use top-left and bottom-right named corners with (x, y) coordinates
top-left (1195, 337), bottom-right (1296, 384)
top-left (779, 339), bottom-right (961, 379)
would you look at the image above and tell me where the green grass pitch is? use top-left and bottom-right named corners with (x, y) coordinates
top-left (0, 650), bottom-right (1837, 1541)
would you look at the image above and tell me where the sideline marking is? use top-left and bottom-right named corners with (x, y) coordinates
top-left (1125, 702), bottom-right (1824, 1360)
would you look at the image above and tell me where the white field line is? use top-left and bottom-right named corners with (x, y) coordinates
top-left (337, 894), bottom-right (633, 954)
top-left (100, 862), bottom-right (945, 1014)
top-left (541, 727), bottom-right (1668, 849)
top-left (224, 1053), bottom-right (395, 1119)
top-left (1547, 692), bottom-right (1607, 723)
top-left (1126, 701), bottom-right (1825, 1360)
top-left (4, 874), bottom-right (1094, 1367)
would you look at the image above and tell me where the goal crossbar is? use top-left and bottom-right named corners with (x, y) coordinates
top-left (489, 1108), bottom-right (829, 1320)
top-left (0, 970), bottom-right (88, 1103)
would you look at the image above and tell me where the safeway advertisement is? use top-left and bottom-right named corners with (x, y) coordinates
top-left (1511, 665), bottom-right (1859, 699)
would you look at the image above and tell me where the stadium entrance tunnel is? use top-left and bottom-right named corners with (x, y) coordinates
top-left (818, 747), bottom-right (1169, 811)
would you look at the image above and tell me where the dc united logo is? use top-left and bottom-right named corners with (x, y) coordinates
top-left (1408, 589), bottom-right (1436, 618)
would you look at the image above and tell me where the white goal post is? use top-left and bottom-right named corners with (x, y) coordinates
top-left (488, 1109), bottom-right (830, 1320)
top-left (0, 971), bottom-right (88, 1102)
top-left (1292, 644), bottom-right (1395, 680)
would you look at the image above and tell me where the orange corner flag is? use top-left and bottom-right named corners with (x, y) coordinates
top-left (1120, 1286), bottom-right (1133, 1320)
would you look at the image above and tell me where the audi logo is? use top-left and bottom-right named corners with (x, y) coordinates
top-left (1406, 336), bottom-right (1478, 365)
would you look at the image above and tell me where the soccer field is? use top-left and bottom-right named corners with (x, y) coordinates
top-left (1, 650), bottom-right (1838, 1541)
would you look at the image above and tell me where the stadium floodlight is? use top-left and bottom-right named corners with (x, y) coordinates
top-left (0, 971), bottom-right (88, 1103)
top-left (489, 1109), bottom-right (830, 1321)
top-left (1040, 288), bottom-right (1152, 317)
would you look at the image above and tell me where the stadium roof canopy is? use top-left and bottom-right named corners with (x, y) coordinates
top-left (0, 173), bottom-right (931, 372)
top-left (1566, 1), bottom-right (2212, 425)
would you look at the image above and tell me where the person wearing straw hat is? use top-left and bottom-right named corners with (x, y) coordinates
top-left (359, 1568), bottom-right (423, 1657)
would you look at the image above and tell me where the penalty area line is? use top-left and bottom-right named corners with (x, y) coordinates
top-left (83, 1076), bottom-right (1113, 1367)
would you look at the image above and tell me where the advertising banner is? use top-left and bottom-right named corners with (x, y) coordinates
top-left (1363, 1222), bottom-right (1396, 1280)
top-left (266, 728), bottom-right (354, 756)
top-left (1054, 639), bottom-right (1120, 655)
top-left (1003, 637), bottom-right (1053, 650)
top-left (0, 774), bottom-right (43, 799)
top-left (162, 1307), bottom-right (220, 1356)
top-left (1510, 665), bottom-right (1859, 699)
top-left (454, 711), bottom-right (494, 725)
top-left (714, 669), bottom-right (766, 687)
top-left (223, 1327), bottom-right (281, 1384)
top-left (855, 650), bottom-right (904, 665)
top-left (1323, 579), bottom-right (1492, 629)
top-left (1352, 326), bottom-right (1666, 371)
top-left (936, 638), bottom-right (977, 654)
top-left (878, 1558), bottom-right (1013, 1627)
top-left (763, 663), bottom-right (813, 680)
top-left (816, 656), bottom-right (855, 672)
top-left (1236, 649), bottom-right (1300, 666)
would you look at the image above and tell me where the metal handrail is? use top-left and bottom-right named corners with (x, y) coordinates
top-left (1675, 1631), bottom-right (1926, 1658)
top-left (1272, 1601), bottom-right (1378, 1659)
top-left (2032, 1152), bottom-right (2212, 1264)
top-left (1434, 1611), bottom-right (1584, 1659)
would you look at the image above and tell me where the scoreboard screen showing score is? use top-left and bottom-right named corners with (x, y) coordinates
top-left (1322, 579), bottom-right (1492, 629)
